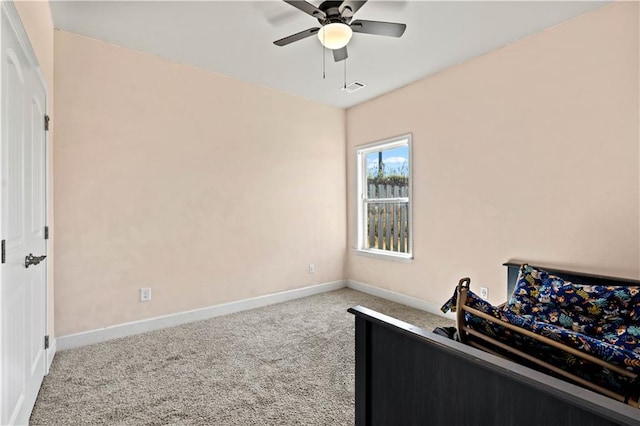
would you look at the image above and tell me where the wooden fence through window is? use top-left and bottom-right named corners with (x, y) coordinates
top-left (366, 183), bottom-right (409, 253)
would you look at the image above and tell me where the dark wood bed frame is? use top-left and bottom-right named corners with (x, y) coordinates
top-left (348, 262), bottom-right (640, 426)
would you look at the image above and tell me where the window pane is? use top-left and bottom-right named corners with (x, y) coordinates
top-left (366, 146), bottom-right (409, 199)
top-left (357, 135), bottom-right (412, 258)
top-left (365, 201), bottom-right (409, 253)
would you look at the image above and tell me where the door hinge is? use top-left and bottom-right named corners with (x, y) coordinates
top-left (44, 226), bottom-right (49, 240)
top-left (1, 240), bottom-right (5, 264)
top-left (44, 335), bottom-right (50, 350)
top-left (44, 115), bottom-right (50, 131)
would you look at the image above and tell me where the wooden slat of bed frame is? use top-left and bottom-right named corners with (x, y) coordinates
top-left (464, 327), bottom-right (630, 404)
top-left (461, 304), bottom-right (636, 379)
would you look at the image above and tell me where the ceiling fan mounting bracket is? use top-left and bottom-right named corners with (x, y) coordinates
top-left (318, 1), bottom-right (345, 12)
top-left (317, 2), bottom-right (348, 26)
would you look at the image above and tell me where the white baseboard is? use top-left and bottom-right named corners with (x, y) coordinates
top-left (57, 280), bottom-right (347, 351)
top-left (57, 279), bottom-right (453, 351)
top-left (46, 338), bottom-right (56, 373)
top-left (346, 279), bottom-right (455, 320)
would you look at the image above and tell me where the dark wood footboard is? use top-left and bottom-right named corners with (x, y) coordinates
top-left (349, 305), bottom-right (640, 426)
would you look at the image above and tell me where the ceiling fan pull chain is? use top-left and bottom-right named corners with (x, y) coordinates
top-left (344, 58), bottom-right (347, 89)
top-left (323, 30), bottom-right (326, 79)
top-left (323, 48), bottom-right (326, 80)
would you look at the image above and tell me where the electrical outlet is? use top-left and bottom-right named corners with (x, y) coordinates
top-left (480, 287), bottom-right (488, 300)
top-left (140, 288), bottom-right (151, 302)
top-left (308, 264), bottom-right (315, 274)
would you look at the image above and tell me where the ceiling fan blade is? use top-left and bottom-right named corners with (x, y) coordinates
top-left (339, 0), bottom-right (367, 18)
top-left (274, 27), bottom-right (320, 47)
top-left (283, 0), bottom-right (326, 20)
top-left (350, 20), bottom-right (406, 37)
top-left (333, 46), bottom-right (348, 62)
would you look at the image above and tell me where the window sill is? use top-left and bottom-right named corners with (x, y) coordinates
top-left (354, 249), bottom-right (413, 263)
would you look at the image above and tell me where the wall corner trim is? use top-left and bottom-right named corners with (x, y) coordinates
top-left (46, 338), bottom-right (56, 372)
top-left (345, 279), bottom-right (455, 320)
top-left (56, 280), bottom-right (347, 350)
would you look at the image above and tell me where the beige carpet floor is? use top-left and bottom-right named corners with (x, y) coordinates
top-left (30, 288), bottom-right (454, 425)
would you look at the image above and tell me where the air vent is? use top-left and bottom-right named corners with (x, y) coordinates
top-left (341, 81), bottom-right (367, 94)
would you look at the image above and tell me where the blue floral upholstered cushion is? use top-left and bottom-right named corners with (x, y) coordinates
top-left (508, 265), bottom-right (640, 355)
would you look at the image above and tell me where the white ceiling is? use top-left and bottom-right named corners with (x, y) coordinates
top-left (49, 1), bottom-right (609, 109)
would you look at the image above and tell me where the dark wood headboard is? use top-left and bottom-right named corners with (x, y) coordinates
top-left (349, 305), bottom-right (640, 425)
top-left (504, 261), bottom-right (640, 300)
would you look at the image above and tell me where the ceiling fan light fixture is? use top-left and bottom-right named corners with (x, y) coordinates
top-left (318, 23), bottom-right (352, 50)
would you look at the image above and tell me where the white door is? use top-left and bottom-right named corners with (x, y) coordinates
top-left (1, 2), bottom-right (48, 425)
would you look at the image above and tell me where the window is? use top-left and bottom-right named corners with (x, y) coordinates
top-left (356, 134), bottom-right (412, 260)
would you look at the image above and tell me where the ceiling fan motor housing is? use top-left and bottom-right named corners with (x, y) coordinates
top-left (317, 1), bottom-right (353, 25)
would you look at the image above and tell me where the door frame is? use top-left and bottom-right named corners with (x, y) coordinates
top-left (0, 0), bottom-right (51, 423)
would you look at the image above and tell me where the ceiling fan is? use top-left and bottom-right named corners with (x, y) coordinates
top-left (273, 0), bottom-right (407, 62)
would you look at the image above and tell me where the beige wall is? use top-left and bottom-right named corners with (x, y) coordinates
top-left (346, 2), bottom-right (639, 307)
top-left (14, 0), bottom-right (55, 337)
top-left (54, 30), bottom-right (346, 336)
top-left (53, 2), bottom-right (638, 336)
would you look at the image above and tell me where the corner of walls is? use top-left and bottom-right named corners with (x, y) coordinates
top-left (343, 107), bottom-right (351, 282)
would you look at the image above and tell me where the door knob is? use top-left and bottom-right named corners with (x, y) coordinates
top-left (25, 253), bottom-right (46, 268)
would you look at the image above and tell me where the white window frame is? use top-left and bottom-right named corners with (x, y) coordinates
top-left (356, 134), bottom-right (413, 261)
